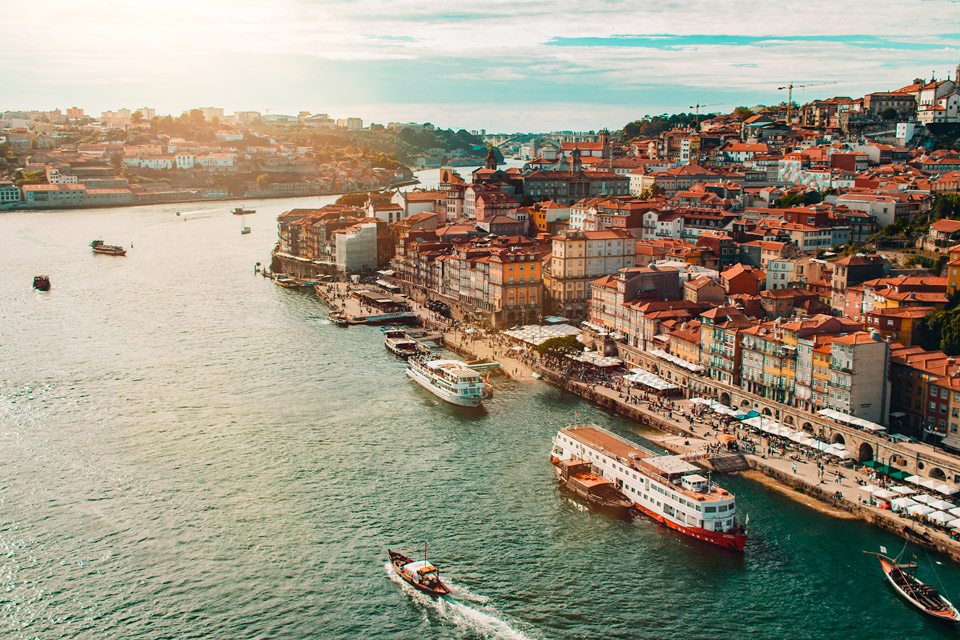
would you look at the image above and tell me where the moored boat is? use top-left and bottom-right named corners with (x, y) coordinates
top-left (33, 275), bottom-right (51, 291)
top-left (406, 356), bottom-right (488, 407)
top-left (872, 552), bottom-right (960, 622)
top-left (384, 329), bottom-right (419, 358)
top-left (551, 457), bottom-right (634, 518)
top-left (232, 207), bottom-right (256, 215)
top-left (90, 240), bottom-right (126, 256)
top-left (551, 425), bottom-right (747, 551)
top-left (388, 547), bottom-right (450, 597)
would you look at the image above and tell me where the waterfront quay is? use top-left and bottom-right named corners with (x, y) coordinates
top-left (312, 278), bottom-right (960, 562)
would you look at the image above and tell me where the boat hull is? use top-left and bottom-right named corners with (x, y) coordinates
top-left (406, 367), bottom-right (483, 407)
top-left (879, 557), bottom-right (960, 622)
top-left (388, 550), bottom-right (450, 597)
top-left (633, 499), bottom-right (747, 551)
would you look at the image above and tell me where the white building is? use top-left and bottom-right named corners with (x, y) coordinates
top-left (335, 221), bottom-right (379, 271)
top-left (234, 111), bottom-right (261, 125)
top-left (826, 331), bottom-right (890, 425)
top-left (175, 153), bottom-right (195, 170)
top-left (199, 107), bottom-right (225, 122)
top-left (336, 117), bottom-right (363, 130)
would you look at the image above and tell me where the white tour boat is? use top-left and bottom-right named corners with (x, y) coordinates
top-left (406, 357), bottom-right (488, 407)
top-left (551, 425), bottom-right (747, 551)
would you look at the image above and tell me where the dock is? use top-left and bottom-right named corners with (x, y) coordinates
top-left (315, 283), bottom-right (420, 326)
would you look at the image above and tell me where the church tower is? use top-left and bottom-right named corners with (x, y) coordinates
top-left (571, 147), bottom-right (582, 173)
top-left (484, 147), bottom-right (498, 170)
top-left (600, 129), bottom-right (611, 159)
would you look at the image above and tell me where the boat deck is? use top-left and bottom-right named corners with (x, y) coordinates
top-left (561, 426), bottom-right (651, 463)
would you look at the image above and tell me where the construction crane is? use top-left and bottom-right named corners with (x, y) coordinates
top-left (777, 82), bottom-right (838, 125)
top-left (689, 103), bottom-right (724, 128)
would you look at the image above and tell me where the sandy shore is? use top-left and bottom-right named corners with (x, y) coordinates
top-left (741, 470), bottom-right (858, 519)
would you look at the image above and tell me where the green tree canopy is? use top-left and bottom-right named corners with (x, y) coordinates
top-left (536, 335), bottom-right (585, 356)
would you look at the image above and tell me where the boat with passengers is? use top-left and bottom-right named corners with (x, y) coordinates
top-left (406, 356), bottom-right (488, 407)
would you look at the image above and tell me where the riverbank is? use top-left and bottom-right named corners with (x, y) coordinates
top-left (8, 178), bottom-right (420, 213)
top-left (311, 281), bottom-right (960, 562)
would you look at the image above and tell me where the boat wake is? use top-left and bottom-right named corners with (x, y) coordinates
top-left (384, 562), bottom-right (536, 639)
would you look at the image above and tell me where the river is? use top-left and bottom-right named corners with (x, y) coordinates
top-left (2, 187), bottom-right (959, 639)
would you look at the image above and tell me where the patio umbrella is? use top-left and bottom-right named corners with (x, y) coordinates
top-left (920, 479), bottom-right (939, 491)
top-left (874, 489), bottom-right (898, 500)
top-left (860, 484), bottom-right (880, 494)
top-left (949, 506), bottom-right (960, 518)
top-left (908, 504), bottom-right (934, 516)
top-left (913, 494), bottom-right (934, 505)
top-left (891, 486), bottom-right (916, 496)
top-left (891, 497), bottom-right (919, 510)
top-left (789, 432), bottom-right (807, 443)
top-left (936, 484), bottom-right (959, 496)
top-left (928, 511), bottom-right (952, 526)
top-left (906, 474), bottom-right (924, 485)
top-left (930, 499), bottom-right (955, 511)
top-left (949, 518), bottom-right (960, 530)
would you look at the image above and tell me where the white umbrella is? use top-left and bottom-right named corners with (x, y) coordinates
top-left (949, 518), bottom-right (960, 530)
top-left (874, 489), bottom-right (898, 500)
top-left (860, 484), bottom-right (880, 494)
top-left (789, 432), bottom-right (806, 443)
top-left (891, 497), bottom-right (919, 510)
top-left (929, 511), bottom-right (952, 526)
top-left (930, 499), bottom-right (955, 511)
top-left (920, 479), bottom-right (939, 490)
top-left (936, 483), bottom-right (959, 496)
top-left (891, 485), bottom-right (915, 495)
top-left (908, 504), bottom-right (934, 516)
top-left (826, 444), bottom-right (846, 457)
top-left (949, 506), bottom-right (960, 518)
top-left (906, 474), bottom-right (924, 485)
top-left (913, 494), bottom-right (934, 504)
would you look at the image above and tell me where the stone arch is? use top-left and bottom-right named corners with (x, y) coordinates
top-left (762, 407), bottom-right (773, 417)
top-left (930, 467), bottom-right (947, 481)
top-left (783, 415), bottom-right (795, 426)
top-left (740, 399), bottom-right (751, 408)
top-left (857, 442), bottom-right (874, 463)
top-left (832, 433), bottom-right (846, 445)
top-left (719, 392), bottom-right (731, 407)
top-left (801, 421), bottom-right (814, 433)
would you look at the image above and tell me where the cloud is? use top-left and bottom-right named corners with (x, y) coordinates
top-left (4, 0), bottom-right (960, 129)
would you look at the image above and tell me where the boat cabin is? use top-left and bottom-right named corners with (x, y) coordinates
top-left (681, 474), bottom-right (709, 493)
top-left (403, 560), bottom-right (441, 587)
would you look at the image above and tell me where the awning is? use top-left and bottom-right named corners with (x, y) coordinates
top-left (928, 511), bottom-right (952, 525)
top-left (648, 349), bottom-right (704, 373)
top-left (891, 496), bottom-right (918, 510)
top-left (623, 370), bottom-right (677, 391)
top-left (816, 408), bottom-right (886, 432)
top-left (941, 435), bottom-right (960, 452)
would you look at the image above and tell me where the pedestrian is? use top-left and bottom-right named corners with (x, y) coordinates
top-left (792, 463), bottom-right (797, 474)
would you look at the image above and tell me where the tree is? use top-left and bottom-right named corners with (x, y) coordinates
top-left (881, 107), bottom-right (899, 121)
top-left (336, 192), bottom-right (369, 207)
top-left (132, 111), bottom-right (143, 124)
top-left (733, 106), bottom-right (755, 119)
top-left (29, 138), bottom-right (38, 150)
top-left (536, 335), bottom-right (585, 356)
top-left (256, 173), bottom-right (271, 189)
top-left (109, 152), bottom-right (123, 169)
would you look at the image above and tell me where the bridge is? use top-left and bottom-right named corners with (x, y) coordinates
top-left (486, 133), bottom-right (563, 150)
top-left (617, 343), bottom-right (960, 484)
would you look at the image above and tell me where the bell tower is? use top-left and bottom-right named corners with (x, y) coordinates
top-left (484, 147), bottom-right (498, 171)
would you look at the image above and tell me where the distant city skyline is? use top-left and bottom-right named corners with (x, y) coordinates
top-left (4, 0), bottom-right (960, 131)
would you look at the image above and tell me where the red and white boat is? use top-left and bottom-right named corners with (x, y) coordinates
top-left (551, 425), bottom-right (747, 551)
top-left (873, 552), bottom-right (960, 622)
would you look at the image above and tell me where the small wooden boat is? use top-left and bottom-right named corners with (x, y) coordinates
top-left (384, 329), bottom-right (419, 358)
top-left (388, 546), bottom-right (450, 597)
top-left (33, 276), bottom-right (51, 291)
top-left (232, 207), bottom-right (255, 215)
top-left (551, 457), bottom-right (634, 518)
top-left (873, 552), bottom-right (960, 622)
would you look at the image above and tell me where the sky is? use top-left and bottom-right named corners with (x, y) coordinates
top-left (4, 0), bottom-right (960, 132)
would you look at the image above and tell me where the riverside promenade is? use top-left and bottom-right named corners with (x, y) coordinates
top-left (313, 282), bottom-right (960, 561)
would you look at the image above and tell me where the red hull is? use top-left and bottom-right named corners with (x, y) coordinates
top-left (633, 500), bottom-right (747, 551)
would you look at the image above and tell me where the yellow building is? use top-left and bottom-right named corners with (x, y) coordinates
top-left (948, 244), bottom-right (960, 294)
top-left (486, 249), bottom-right (542, 326)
